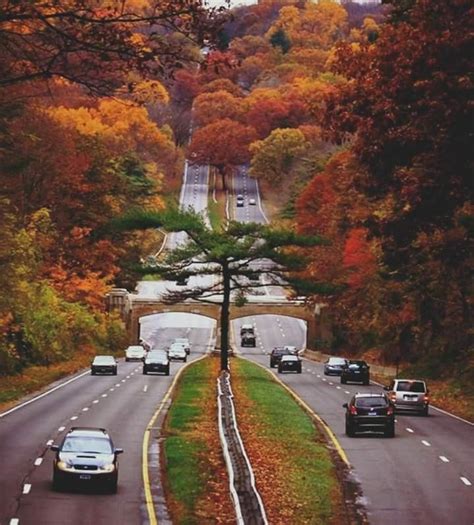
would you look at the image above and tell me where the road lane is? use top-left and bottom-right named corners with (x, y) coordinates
top-left (1, 323), bottom-right (213, 525)
top-left (231, 316), bottom-right (474, 525)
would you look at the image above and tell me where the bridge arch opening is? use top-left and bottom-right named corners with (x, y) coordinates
top-left (139, 312), bottom-right (217, 353)
top-left (231, 314), bottom-right (307, 352)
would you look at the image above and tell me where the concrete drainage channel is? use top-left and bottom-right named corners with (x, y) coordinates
top-left (217, 371), bottom-right (268, 525)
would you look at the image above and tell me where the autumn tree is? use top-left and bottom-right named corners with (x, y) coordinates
top-left (109, 207), bottom-right (330, 370)
top-left (193, 90), bottom-right (244, 127)
top-left (188, 118), bottom-right (257, 190)
top-left (0, 0), bottom-right (226, 96)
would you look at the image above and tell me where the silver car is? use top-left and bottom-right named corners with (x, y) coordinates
top-left (384, 379), bottom-right (429, 416)
top-left (324, 357), bottom-right (348, 376)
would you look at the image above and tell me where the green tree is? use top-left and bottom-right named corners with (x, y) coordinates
top-left (109, 208), bottom-right (332, 370)
top-left (270, 28), bottom-right (292, 54)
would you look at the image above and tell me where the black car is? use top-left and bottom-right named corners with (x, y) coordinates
top-left (51, 427), bottom-right (123, 493)
top-left (341, 360), bottom-right (370, 385)
top-left (324, 357), bottom-right (348, 376)
top-left (91, 355), bottom-right (117, 376)
top-left (278, 355), bottom-right (302, 374)
top-left (269, 347), bottom-right (294, 368)
top-left (343, 393), bottom-right (395, 438)
top-left (143, 350), bottom-right (170, 375)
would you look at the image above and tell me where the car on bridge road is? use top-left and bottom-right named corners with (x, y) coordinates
top-left (384, 379), bottom-right (430, 416)
top-left (278, 354), bottom-right (302, 374)
top-left (143, 350), bottom-right (170, 375)
top-left (341, 360), bottom-right (370, 385)
top-left (91, 355), bottom-right (117, 376)
top-left (125, 345), bottom-right (146, 361)
top-left (270, 347), bottom-right (295, 368)
top-left (51, 427), bottom-right (123, 493)
top-left (344, 393), bottom-right (395, 438)
top-left (168, 343), bottom-right (187, 362)
top-left (324, 357), bottom-right (348, 376)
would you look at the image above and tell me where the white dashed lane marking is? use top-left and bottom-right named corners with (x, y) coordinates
top-left (102, 394), bottom-right (107, 397)
top-left (82, 407), bottom-right (89, 412)
top-left (422, 440), bottom-right (431, 447)
top-left (46, 440), bottom-right (53, 446)
top-left (34, 458), bottom-right (43, 466)
top-left (406, 428), bottom-right (414, 433)
top-left (143, 385), bottom-right (148, 393)
top-left (460, 477), bottom-right (471, 486)
top-left (9, 519), bottom-right (19, 525)
top-left (336, 386), bottom-right (341, 390)
top-left (439, 456), bottom-right (449, 463)
top-left (70, 416), bottom-right (78, 421)
top-left (58, 426), bottom-right (65, 432)
top-left (23, 484), bottom-right (31, 494)
top-left (93, 400), bottom-right (99, 404)
top-left (345, 391), bottom-right (350, 394)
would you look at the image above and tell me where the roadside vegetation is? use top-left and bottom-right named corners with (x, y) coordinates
top-left (232, 357), bottom-right (347, 524)
top-left (162, 357), bottom-right (234, 524)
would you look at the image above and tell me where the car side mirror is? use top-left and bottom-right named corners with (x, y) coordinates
top-left (342, 403), bottom-right (348, 408)
top-left (50, 445), bottom-right (60, 452)
top-left (115, 448), bottom-right (124, 455)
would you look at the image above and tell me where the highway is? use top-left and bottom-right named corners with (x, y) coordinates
top-left (1, 164), bottom-right (472, 525)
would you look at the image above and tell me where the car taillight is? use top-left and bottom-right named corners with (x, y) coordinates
top-left (389, 393), bottom-right (396, 402)
top-left (350, 406), bottom-right (358, 415)
top-left (387, 406), bottom-right (394, 416)
top-left (424, 396), bottom-right (429, 403)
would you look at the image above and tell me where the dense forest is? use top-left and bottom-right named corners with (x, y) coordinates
top-left (0, 0), bottom-right (471, 387)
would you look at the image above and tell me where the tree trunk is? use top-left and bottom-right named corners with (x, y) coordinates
top-left (217, 165), bottom-right (227, 192)
top-left (220, 262), bottom-right (231, 371)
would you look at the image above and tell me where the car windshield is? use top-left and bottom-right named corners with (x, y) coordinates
top-left (355, 397), bottom-right (388, 408)
top-left (349, 361), bottom-right (367, 367)
top-left (328, 358), bottom-right (346, 365)
top-left (62, 436), bottom-right (112, 454)
top-left (273, 348), bottom-right (289, 355)
top-left (396, 381), bottom-right (426, 393)
top-left (149, 351), bottom-right (167, 358)
top-left (174, 339), bottom-right (188, 344)
top-left (281, 355), bottom-right (298, 362)
top-left (93, 356), bottom-right (114, 364)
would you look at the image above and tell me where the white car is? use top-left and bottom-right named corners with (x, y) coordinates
top-left (249, 198), bottom-right (256, 205)
top-left (173, 338), bottom-right (191, 355)
top-left (125, 345), bottom-right (146, 361)
top-left (168, 343), bottom-right (187, 362)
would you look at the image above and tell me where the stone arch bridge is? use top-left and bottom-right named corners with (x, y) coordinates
top-left (106, 289), bottom-right (331, 349)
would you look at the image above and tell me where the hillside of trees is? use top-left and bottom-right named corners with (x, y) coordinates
top-left (0, 0), bottom-right (471, 388)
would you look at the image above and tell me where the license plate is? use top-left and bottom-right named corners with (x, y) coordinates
top-left (353, 371), bottom-right (360, 374)
top-left (368, 412), bottom-right (377, 416)
top-left (79, 474), bottom-right (91, 480)
top-left (404, 395), bottom-right (417, 401)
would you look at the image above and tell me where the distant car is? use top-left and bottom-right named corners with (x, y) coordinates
top-left (283, 345), bottom-right (298, 354)
top-left (236, 194), bottom-right (244, 207)
top-left (270, 347), bottom-right (294, 368)
top-left (240, 323), bottom-right (256, 347)
top-left (384, 379), bottom-right (429, 416)
top-left (173, 338), bottom-right (191, 355)
top-left (248, 198), bottom-right (256, 205)
top-left (278, 354), bottom-right (302, 374)
top-left (343, 393), bottom-right (395, 437)
top-left (51, 427), bottom-right (123, 493)
top-left (91, 356), bottom-right (117, 376)
top-left (175, 275), bottom-right (189, 286)
top-left (168, 343), bottom-right (187, 362)
top-left (324, 357), bottom-right (348, 376)
top-left (143, 350), bottom-right (170, 375)
top-left (341, 360), bottom-right (370, 385)
top-left (125, 345), bottom-right (146, 362)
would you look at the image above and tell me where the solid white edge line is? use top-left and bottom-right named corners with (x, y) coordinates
top-left (460, 477), bottom-right (471, 486)
top-left (226, 374), bottom-right (268, 525)
top-left (254, 176), bottom-right (269, 224)
top-left (0, 370), bottom-right (90, 419)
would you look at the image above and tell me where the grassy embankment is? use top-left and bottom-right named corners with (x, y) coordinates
top-left (0, 346), bottom-right (104, 411)
top-left (232, 357), bottom-right (347, 525)
top-left (162, 356), bottom-right (234, 524)
top-left (208, 168), bottom-right (227, 230)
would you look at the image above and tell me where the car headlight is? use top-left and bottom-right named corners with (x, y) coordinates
top-left (98, 464), bottom-right (115, 472)
top-left (57, 460), bottom-right (74, 472)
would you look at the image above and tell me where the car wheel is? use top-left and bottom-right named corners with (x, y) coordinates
top-left (345, 422), bottom-right (355, 437)
top-left (165, 368), bottom-right (170, 376)
top-left (364, 379), bottom-right (370, 386)
top-left (113, 369), bottom-right (117, 375)
top-left (125, 358), bottom-right (129, 362)
top-left (143, 369), bottom-right (147, 375)
top-left (52, 471), bottom-right (62, 492)
top-left (341, 377), bottom-right (346, 384)
top-left (385, 424), bottom-right (395, 438)
top-left (422, 406), bottom-right (429, 416)
top-left (183, 357), bottom-right (187, 362)
top-left (91, 370), bottom-right (95, 375)
top-left (278, 368), bottom-right (282, 374)
top-left (297, 368), bottom-right (302, 374)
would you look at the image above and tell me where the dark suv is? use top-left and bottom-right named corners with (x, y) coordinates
top-left (341, 360), bottom-right (370, 385)
top-left (143, 350), bottom-right (170, 375)
top-left (51, 427), bottom-right (123, 493)
top-left (270, 347), bottom-right (294, 368)
top-left (343, 393), bottom-right (395, 438)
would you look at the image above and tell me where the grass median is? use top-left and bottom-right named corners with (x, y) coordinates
top-left (162, 356), bottom-right (234, 524)
top-left (232, 357), bottom-right (347, 525)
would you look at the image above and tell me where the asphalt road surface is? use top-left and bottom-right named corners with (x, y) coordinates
top-left (232, 314), bottom-right (474, 525)
top-left (0, 316), bottom-right (215, 525)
